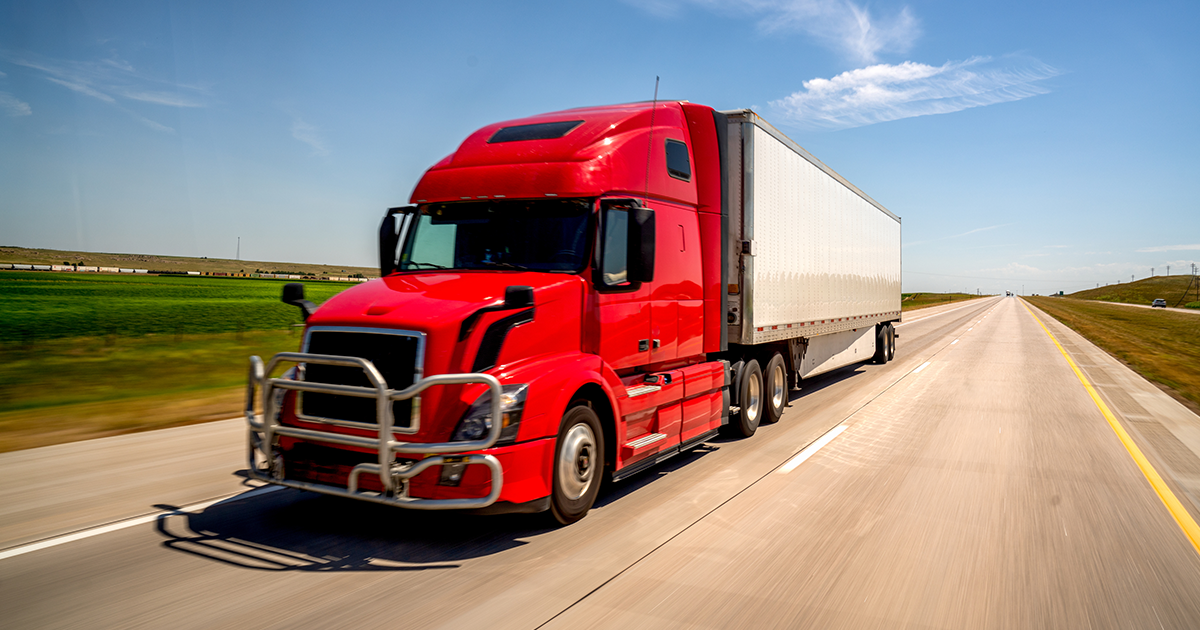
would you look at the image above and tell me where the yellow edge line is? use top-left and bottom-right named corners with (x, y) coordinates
top-left (1021, 299), bottom-right (1200, 555)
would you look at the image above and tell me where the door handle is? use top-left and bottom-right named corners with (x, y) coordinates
top-left (639, 339), bottom-right (649, 352)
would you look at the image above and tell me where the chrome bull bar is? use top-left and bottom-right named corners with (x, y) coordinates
top-left (245, 352), bottom-right (503, 510)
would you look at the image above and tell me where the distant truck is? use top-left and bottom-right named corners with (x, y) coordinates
top-left (245, 102), bottom-right (901, 523)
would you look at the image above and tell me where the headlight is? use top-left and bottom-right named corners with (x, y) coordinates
top-left (451, 384), bottom-right (529, 445)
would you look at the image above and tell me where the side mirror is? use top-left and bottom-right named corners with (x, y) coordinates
top-left (504, 285), bottom-right (535, 309)
top-left (282, 283), bottom-right (317, 321)
top-left (379, 206), bottom-right (415, 277)
top-left (595, 199), bottom-right (655, 291)
top-left (629, 206), bottom-right (656, 283)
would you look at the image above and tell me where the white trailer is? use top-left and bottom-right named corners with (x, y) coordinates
top-left (721, 110), bottom-right (901, 384)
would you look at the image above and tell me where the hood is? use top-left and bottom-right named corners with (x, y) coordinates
top-left (307, 271), bottom-right (583, 335)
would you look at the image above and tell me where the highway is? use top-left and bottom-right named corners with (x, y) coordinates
top-left (4, 296), bottom-right (1200, 629)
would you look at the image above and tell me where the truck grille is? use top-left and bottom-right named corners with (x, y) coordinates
top-left (300, 328), bottom-right (422, 429)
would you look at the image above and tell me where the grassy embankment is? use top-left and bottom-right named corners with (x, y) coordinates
top-left (902, 292), bottom-right (986, 311)
top-left (1065, 275), bottom-right (1200, 309)
top-left (1026, 296), bottom-right (1200, 413)
top-left (0, 245), bottom-right (378, 277)
top-left (0, 271), bottom-right (356, 452)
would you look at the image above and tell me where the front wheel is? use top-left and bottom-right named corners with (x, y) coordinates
top-left (549, 403), bottom-right (605, 525)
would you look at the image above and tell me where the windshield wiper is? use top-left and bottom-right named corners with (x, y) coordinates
top-left (477, 261), bottom-right (531, 271)
top-left (405, 261), bottom-right (448, 270)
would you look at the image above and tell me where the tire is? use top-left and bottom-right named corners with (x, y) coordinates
top-left (763, 353), bottom-right (787, 425)
top-left (873, 325), bottom-right (888, 364)
top-left (886, 324), bottom-right (896, 361)
top-left (731, 359), bottom-right (763, 437)
top-left (549, 402), bottom-right (605, 525)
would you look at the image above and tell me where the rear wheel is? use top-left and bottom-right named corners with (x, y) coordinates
top-left (731, 359), bottom-right (763, 437)
top-left (549, 403), bottom-right (605, 525)
top-left (886, 324), bottom-right (896, 361)
top-left (873, 325), bottom-right (889, 364)
top-left (763, 353), bottom-right (787, 424)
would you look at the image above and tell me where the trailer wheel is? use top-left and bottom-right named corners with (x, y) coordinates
top-left (731, 359), bottom-right (763, 437)
top-left (886, 324), bottom-right (896, 361)
top-left (873, 326), bottom-right (889, 364)
top-left (549, 402), bottom-right (605, 525)
top-left (763, 353), bottom-right (787, 425)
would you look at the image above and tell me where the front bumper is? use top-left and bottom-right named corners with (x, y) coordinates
top-left (245, 351), bottom-right (507, 510)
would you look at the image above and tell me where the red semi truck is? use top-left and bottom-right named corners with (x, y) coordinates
top-left (245, 101), bottom-right (901, 524)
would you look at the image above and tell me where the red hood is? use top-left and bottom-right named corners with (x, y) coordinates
top-left (308, 271), bottom-right (582, 332)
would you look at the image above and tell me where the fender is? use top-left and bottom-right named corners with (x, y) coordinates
top-left (485, 352), bottom-right (620, 443)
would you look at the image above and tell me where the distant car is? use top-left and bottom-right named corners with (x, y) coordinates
top-left (1152, 299), bottom-right (1167, 308)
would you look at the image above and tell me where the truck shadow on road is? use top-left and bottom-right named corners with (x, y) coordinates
top-left (154, 445), bottom-right (717, 572)
top-left (152, 365), bottom-right (868, 573)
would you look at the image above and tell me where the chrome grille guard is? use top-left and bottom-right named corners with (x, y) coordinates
top-left (245, 352), bottom-right (503, 510)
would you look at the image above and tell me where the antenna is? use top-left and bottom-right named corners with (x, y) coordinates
top-left (644, 76), bottom-right (660, 201)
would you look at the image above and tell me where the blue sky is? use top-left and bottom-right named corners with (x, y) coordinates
top-left (1, 0), bottom-right (1197, 294)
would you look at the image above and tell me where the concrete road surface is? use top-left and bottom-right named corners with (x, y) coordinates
top-left (3, 296), bottom-right (1200, 629)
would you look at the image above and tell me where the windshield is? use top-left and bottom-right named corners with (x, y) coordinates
top-left (398, 199), bottom-right (592, 273)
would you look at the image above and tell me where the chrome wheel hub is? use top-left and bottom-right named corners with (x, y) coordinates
top-left (746, 373), bottom-right (761, 423)
top-left (770, 365), bottom-right (786, 411)
top-left (558, 423), bottom-right (596, 500)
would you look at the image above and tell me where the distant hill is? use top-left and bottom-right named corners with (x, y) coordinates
top-left (1067, 275), bottom-right (1199, 307)
top-left (0, 246), bottom-right (378, 278)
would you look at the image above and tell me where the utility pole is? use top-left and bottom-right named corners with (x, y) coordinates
top-left (1167, 265), bottom-right (1170, 276)
top-left (1152, 267), bottom-right (1155, 277)
top-left (237, 237), bottom-right (241, 261)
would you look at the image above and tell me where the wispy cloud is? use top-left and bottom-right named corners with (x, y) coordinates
top-left (291, 117), bottom-right (328, 156)
top-left (2, 50), bottom-right (206, 132)
top-left (0, 91), bottom-right (31, 116)
top-left (629, 0), bottom-right (918, 63)
top-left (115, 90), bottom-right (204, 108)
top-left (0, 70), bottom-right (7, 78)
top-left (46, 76), bottom-right (116, 103)
top-left (1137, 244), bottom-right (1200, 253)
top-left (904, 223), bottom-right (1011, 248)
top-left (770, 57), bottom-right (1061, 130)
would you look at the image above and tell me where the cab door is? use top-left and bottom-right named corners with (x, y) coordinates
top-left (593, 200), bottom-right (652, 370)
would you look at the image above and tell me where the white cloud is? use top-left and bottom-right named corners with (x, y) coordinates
top-left (115, 90), bottom-right (204, 108)
top-left (904, 223), bottom-right (1011, 248)
top-left (1137, 244), bottom-right (1200, 253)
top-left (0, 70), bottom-right (7, 78)
top-left (128, 110), bottom-right (175, 134)
top-left (46, 76), bottom-right (116, 103)
top-left (770, 57), bottom-right (1060, 130)
top-left (291, 118), bottom-right (328, 156)
top-left (5, 51), bottom-right (208, 108)
top-left (0, 91), bottom-right (31, 116)
top-left (628, 0), bottom-right (918, 63)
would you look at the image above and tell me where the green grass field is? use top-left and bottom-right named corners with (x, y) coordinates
top-left (1065, 275), bottom-right (1200, 308)
top-left (901, 292), bottom-right (986, 311)
top-left (0, 271), bottom-right (355, 343)
top-left (0, 272), bottom-right (359, 451)
top-left (1027, 297), bottom-right (1200, 413)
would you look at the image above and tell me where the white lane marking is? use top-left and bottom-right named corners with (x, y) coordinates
top-left (778, 424), bottom-right (848, 474)
top-left (913, 361), bottom-right (932, 374)
top-left (0, 486), bottom-right (285, 562)
top-left (968, 327), bottom-right (974, 331)
top-left (894, 297), bottom-right (1000, 328)
top-left (951, 339), bottom-right (959, 345)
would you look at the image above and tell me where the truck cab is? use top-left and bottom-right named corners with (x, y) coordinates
top-left (246, 102), bottom-right (730, 523)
